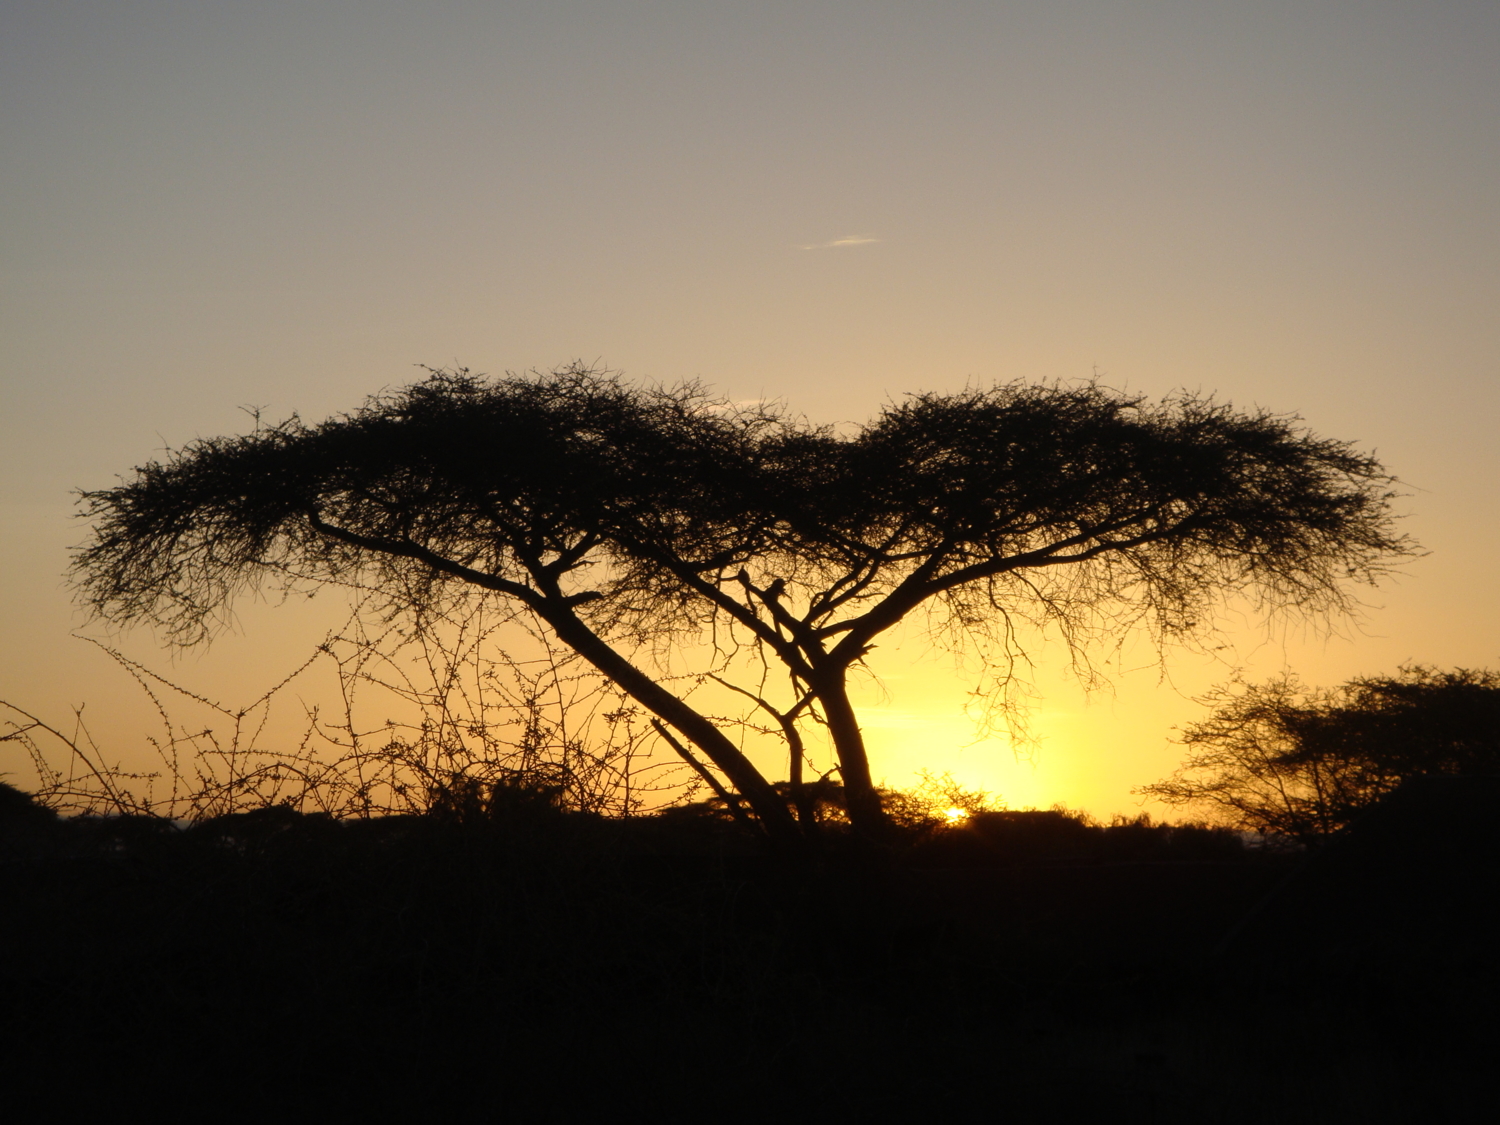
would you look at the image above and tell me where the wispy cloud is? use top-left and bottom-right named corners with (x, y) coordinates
top-left (800, 234), bottom-right (879, 250)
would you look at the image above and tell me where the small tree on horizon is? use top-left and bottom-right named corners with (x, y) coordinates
top-left (71, 364), bottom-right (1414, 851)
top-left (1140, 666), bottom-right (1500, 843)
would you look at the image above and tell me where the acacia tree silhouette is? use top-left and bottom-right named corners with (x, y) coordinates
top-left (1141, 667), bottom-right (1500, 842)
top-left (72, 364), bottom-right (1414, 851)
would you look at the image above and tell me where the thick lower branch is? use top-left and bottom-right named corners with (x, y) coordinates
top-left (533, 598), bottom-right (801, 846)
top-left (650, 719), bottom-right (754, 831)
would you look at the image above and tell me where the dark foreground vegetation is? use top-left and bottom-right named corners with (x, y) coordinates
top-left (3, 780), bottom-right (1493, 1123)
top-left (36, 365), bottom-right (1449, 1117)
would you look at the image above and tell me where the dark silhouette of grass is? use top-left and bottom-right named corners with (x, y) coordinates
top-left (1, 781), bottom-right (1491, 1121)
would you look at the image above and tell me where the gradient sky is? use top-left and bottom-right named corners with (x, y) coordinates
top-left (3, 0), bottom-right (1497, 818)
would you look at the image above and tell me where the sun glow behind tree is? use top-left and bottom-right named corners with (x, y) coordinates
top-left (68, 366), bottom-right (1412, 845)
top-left (4, 2), bottom-right (1497, 828)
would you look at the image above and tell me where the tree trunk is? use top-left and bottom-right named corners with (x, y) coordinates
top-left (816, 671), bottom-right (892, 843)
top-left (538, 602), bottom-right (805, 852)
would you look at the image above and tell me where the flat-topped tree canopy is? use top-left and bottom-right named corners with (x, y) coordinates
top-left (73, 364), bottom-right (1416, 848)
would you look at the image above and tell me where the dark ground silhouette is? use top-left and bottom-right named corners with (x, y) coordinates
top-left (1, 782), bottom-right (1492, 1122)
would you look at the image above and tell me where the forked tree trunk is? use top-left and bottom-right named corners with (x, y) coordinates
top-left (538, 602), bottom-right (806, 853)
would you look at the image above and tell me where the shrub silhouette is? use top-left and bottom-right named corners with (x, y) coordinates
top-left (1, 779), bottom-right (1488, 1119)
top-left (1142, 666), bottom-right (1500, 842)
top-left (0, 780), bottom-right (56, 827)
top-left (914, 806), bottom-right (1247, 866)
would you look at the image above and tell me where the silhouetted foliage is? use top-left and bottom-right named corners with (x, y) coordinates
top-left (72, 365), bottom-right (1414, 849)
top-left (1140, 667), bottom-right (1500, 842)
top-left (0, 780), bottom-right (60, 862)
top-left (0, 780), bottom-right (57, 826)
top-left (1213, 774), bottom-right (1500, 1050)
top-left (916, 806), bottom-right (1248, 866)
top-left (3, 607), bottom-right (688, 824)
top-left (8, 785), bottom-right (1484, 1120)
